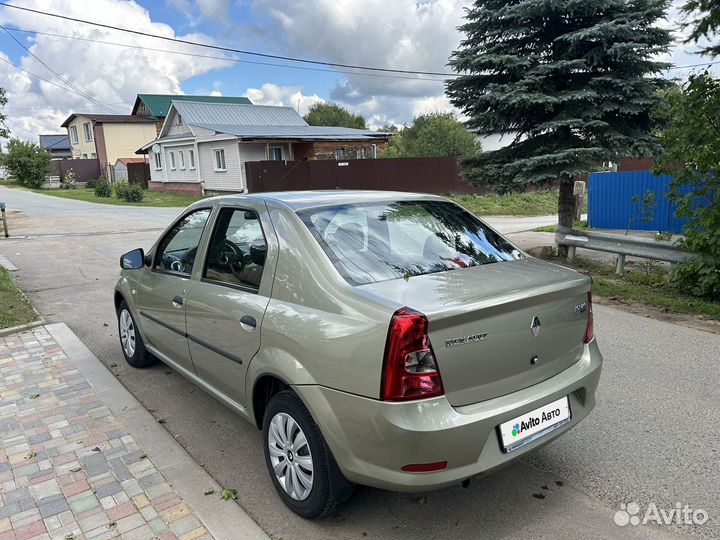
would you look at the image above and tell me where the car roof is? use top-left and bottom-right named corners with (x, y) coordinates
top-left (206, 190), bottom-right (448, 211)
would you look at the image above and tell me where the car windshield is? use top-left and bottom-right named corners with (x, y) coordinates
top-left (297, 200), bottom-right (523, 285)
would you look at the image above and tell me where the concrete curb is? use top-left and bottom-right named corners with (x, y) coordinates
top-left (45, 323), bottom-right (270, 540)
top-left (0, 319), bottom-right (45, 337)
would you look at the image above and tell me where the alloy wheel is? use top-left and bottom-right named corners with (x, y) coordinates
top-left (119, 309), bottom-right (136, 358)
top-left (268, 412), bottom-right (314, 501)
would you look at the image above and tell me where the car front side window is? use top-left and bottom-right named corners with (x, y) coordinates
top-left (155, 208), bottom-right (211, 276)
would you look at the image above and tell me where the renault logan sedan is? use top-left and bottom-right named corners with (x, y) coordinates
top-left (115, 191), bottom-right (602, 518)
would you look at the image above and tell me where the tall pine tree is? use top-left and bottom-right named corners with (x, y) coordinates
top-left (447, 0), bottom-right (672, 242)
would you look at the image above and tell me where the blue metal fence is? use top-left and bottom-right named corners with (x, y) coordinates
top-left (588, 171), bottom-right (690, 234)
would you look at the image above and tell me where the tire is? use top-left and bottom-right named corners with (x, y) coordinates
top-left (117, 300), bottom-right (155, 368)
top-left (262, 390), bottom-right (352, 519)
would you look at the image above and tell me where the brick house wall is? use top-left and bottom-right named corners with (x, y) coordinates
top-left (148, 181), bottom-right (202, 196)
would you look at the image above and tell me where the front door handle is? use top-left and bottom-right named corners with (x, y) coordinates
top-left (240, 315), bottom-right (256, 331)
top-left (171, 295), bottom-right (184, 308)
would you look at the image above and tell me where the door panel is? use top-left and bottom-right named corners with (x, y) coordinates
top-left (185, 284), bottom-right (269, 405)
top-left (137, 273), bottom-right (195, 371)
top-left (135, 207), bottom-right (212, 371)
top-left (185, 205), bottom-right (271, 406)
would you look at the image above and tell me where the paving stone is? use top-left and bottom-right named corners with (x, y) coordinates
top-left (0, 329), bottom-right (217, 540)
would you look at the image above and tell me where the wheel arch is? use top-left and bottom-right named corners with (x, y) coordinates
top-left (251, 373), bottom-right (291, 429)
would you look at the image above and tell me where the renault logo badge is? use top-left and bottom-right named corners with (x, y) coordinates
top-left (530, 316), bottom-right (541, 338)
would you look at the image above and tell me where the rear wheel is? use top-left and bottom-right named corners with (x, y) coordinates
top-left (118, 300), bottom-right (155, 368)
top-left (262, 390), bottom-right (352, 518)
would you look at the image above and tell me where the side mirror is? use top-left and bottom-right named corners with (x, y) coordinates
top-left (120, 248), bottom-right (145, 270)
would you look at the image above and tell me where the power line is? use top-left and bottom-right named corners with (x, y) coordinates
top-left (0, 2), bottom-right (458, 77)
top-left (0, 56), bottom-right (133, 110)
top-left (2, 26), bottom-right (451, 83)
top-left (0, 22), bottom-right (120, 114)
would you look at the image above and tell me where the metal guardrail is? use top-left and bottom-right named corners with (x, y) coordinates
top-left (555, 226), bottom-right (695, 274)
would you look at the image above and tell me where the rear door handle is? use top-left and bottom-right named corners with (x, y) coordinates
top-left (240, 315), bottom-right (256, 331)
top-left (172, 295), bottom-right (184, 308)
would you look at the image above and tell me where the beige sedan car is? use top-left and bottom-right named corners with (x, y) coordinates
top-left (115, 191), bottom-right (602, 518)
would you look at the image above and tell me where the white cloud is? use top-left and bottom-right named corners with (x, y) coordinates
top-left (196, 0), bottom-right (232, 22)
top-left (249, 0), bottom-right (469, 125)
top-left (0, 0), bottom-right (232, 142)
top-left (242, 83), bottom-right (324, 116)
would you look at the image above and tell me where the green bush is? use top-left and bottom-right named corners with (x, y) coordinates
top-left (85, 178), bottom-right (98, 189)
top-left (113, 181), bottom-right (129, 200)
top-left (94, 178), bottom-right (112, 198)
top-left (0, 138), bottom-right (50, 189)
top-left (124, 184), bottom-right (145, 203)
top-left (115, 181), bottom-right (144, 203)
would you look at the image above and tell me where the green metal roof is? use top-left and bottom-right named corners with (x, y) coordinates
top-left (132, 94), bottom-right (252, 119)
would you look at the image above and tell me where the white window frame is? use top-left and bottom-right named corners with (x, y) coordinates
top-left (268, 145), bottom-right (284, 161)
top-left (69, 125), bottom-right (79, 144)
top-left (334, 147), bottom-right (347, 160)
top-left (154, 152), bottom-right (162, 170)
top-left (83, 122), bottom-right (93, 142)
top-left (169, 151), bottom-right (176, 170)
top-left (213, 148), bottom-right (227, 172)
top-left (188, 149), bottom-right (196, 170)
top-left (179, 150), bottom-right (185, 170)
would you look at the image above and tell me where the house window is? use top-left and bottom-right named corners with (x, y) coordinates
top-left (334, 147), bottom-right (347, 160)
top-left (371, 144), bottom-right (377, 159)
top-left (154, 151), bottom-right (162, 170)
top-left (268, 145), bottom-right (284, 161)
top-left (82, 153), bottom-right (88, 159)
top-left (179, 151), bottom-right (185, 170)
top-left (83, 122), bottom-right (92, 142)
top-left (169, 151), bottom-right (176, 170)
top-left (69, 126), bottom-right (79, 144)
top-left (188, 149), bottom-right (196, 169)
top-left (91, 153), bottom-right (96, 158)
top-left (213, 148), bottom-right (226, 171)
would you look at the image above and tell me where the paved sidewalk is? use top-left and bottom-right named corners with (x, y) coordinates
top-left (0, 325), bottom-right (268, 540)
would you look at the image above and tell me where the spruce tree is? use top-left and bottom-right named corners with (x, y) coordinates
top-left (447, 0), bottom-right (672, 242)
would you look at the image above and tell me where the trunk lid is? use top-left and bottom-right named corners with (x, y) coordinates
top-left (356, 258), bottom-right (591, 407)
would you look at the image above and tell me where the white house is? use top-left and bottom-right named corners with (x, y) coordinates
top-left (138, 101), bottom-right (390, 195)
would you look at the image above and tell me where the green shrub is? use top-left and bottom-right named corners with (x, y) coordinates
top-left (124, 184), bottom-right (145, 203)
top-left (85, 178), bottom-right (98, 189)
top-left (113, 181), bottom-right (129, 200)
top-left (61, 169), bottom-right (77, 189)
top-left (0, 138), bottom-right (50, 189)
top-left (94, 178), bottom-right (112, 198)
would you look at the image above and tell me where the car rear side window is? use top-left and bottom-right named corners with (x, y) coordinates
top-left (298, 201), bottom-right (523, 285)
top-left (203, 208), bottom-right (267, 291)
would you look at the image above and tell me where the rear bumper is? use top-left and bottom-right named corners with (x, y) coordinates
top-left (294, 339), bottom-right (602, 492)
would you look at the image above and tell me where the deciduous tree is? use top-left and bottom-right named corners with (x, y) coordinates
top-left (303, 102), bottom-right (366, 129)
top-left (384, 113), bottom-right (477, 158)
top-left (655, 72), bottom-right (720, 299)
top-left (0, 139), bottom-right (50, 188)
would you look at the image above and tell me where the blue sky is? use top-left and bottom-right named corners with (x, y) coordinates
top-left (0, 0), bottom-right (714, 144)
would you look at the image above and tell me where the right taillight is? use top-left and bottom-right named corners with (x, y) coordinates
top-left (583, 291), bottom-right (594, 343)
top-left (381, 308), bottom-right (444, 401)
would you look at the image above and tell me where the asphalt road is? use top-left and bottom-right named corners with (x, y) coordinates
top-left (1, 186), bottom-right (716, 539)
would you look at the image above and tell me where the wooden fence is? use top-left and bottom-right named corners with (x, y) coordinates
top-left (244, 157), bottom-right (487, 195)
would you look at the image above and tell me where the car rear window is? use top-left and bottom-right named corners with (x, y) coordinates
top-left (297, 200), bottom-right (523, 285)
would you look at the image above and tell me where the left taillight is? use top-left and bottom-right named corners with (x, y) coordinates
top-left (381, 307), bottom-right (444, 401)
top-left (583, 291), bottom-right (594, 344)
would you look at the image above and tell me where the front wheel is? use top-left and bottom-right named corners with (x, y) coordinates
top-left (262, 390), bottom-right (352, 518)
top-left (117, 300), bottom-right (155, 368)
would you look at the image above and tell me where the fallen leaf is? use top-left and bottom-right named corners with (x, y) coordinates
top-left (219, 489), bottom-right (237, 501)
